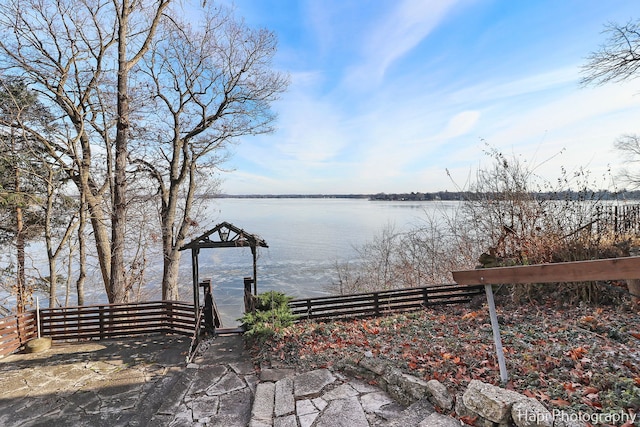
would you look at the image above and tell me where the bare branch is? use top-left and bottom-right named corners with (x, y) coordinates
top-left (581, 20), bottom-right (640, 86)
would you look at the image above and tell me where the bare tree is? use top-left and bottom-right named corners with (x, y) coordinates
top-left (582, 19), bottom-right (640, 197)
top-left (0, 0), bottom-right (288, 304)
top-left (0, 0), bottom-right (170, 303)
top-left (581, 20), bottom-right (640, 86)
top-left (110, 0), bottom-right (170, 302)
top-left (0, 78), bottom-right (81, 309)
top-left (134, 6), bottom-right (288, 300)
top-left (612, 134), bottom-right (640, 188)
top-left (0, 78), bottom-right (50, 312)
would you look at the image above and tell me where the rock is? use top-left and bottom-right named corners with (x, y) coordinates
top-left (260, 368), bottom-right (295, 382)
top-left (274, 377), bottom-right (295, 417)
top-left (462, 379), bottom-right (525, 424)
top-left (398, 373), bottom-right (430, 402)
top-left (295, 400), bottom-right (318, 416)
top-left (359, 357), bottom-right (388, 376)
top-left (323, 384), bottom-right (359, 401)
top-left (386, 383), bottom-right (412, 406)
top-left (418, 412), bottom-right (462, 427)
top-left (251, 382), bottom-right (275, 423)
top-left (274, 414), bottom-right (297, 427)
top-left (360, 391), bottom-right (395, 414)
top-left (426, 379), bottom-right (453, 411)
top-left (511, 398), bottom-right (553, 427)
top-left (383, 397), bottom-right (435, 427)
top-left (552, 411), bottom-right (588, 427)
top-left (25, 337), bottom-right (52, 353)
top-left (313, 397), bottom-right (369, 427)
top-left (293, 369), bottom-right (336, 399)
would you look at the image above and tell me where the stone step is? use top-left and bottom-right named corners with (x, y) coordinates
top-left (374, 397), bottom-right (435, 427)
top-left (248, 368), bottom-right (458, 427)
top-left (215, 327), bottom-right (245, 336)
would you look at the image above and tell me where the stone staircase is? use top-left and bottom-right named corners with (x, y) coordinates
top-left (248, 367), bottom-right (461, 427)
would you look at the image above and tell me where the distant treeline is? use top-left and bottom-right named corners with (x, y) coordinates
top-left (369, 190), bottom-right (640, 201)
top-left (212, 190), bottom-right (640, 201)
top-left (209, 194), bottom-right (371, 199)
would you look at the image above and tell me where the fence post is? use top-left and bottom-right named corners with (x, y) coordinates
top-left (244, 277), bottom-right (255, 313)
top-left (374, 293), bottom-right (379, 316)
top-left (36, 297), bottom-right (41, 339)
top-left (99, 306), bottom-right (105, 340)
top-left (485, 284), bottom-right (508, 383)
top-left (167, 302), bottom-right (174, 333)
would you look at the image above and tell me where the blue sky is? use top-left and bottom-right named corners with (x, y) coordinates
top-left (219, 0), bottom-right (640, 194)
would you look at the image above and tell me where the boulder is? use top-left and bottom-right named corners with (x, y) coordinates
top-left (398, 373), bottom-right (430, 402)
top-left (511, 398), bottom-right (553, 427)
top-left (418, 412), bottom-right (462, 427)
top-left (25, 337), bottom-right (52, 353)
top-left (553, 411), bottom-right (588, 427)
top-left (426, 379), bottom-right (453, 411)
top-left (462, 379), bottom-right (525, 423)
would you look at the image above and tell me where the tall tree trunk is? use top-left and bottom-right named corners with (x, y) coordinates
top-left (110, 0), bottom-right (170, 303)
top-left (81, 170), bottom-right (111, 297)
top-left (14, 161), bottom-right (26, 313)
top-left (162, 248), bottom-right (181, 301)
top-left (161, 162), bottom-right (197, 300)
top-left (76, 196), bottom-right (87, 306)
top-left (15, 204), bottom-right (26, 313)
top-left (48, 258), bottom-right (57, 308)
top-left (44, 176), bottom-right (56, 308)
top-left (110, 0), bottom-right (130, 303)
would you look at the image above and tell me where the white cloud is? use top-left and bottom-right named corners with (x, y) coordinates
top-left (450, 67), bottom-right (579, 105)
top-left (438, 110), bottom-right (481, 139)
top-left (344, 0), bottom-right (461, 89)
top-left (220, 0), bottom-right (640, 194)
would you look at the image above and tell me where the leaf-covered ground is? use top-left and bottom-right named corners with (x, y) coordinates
top-left (249, 299), bottom-right (640, 423)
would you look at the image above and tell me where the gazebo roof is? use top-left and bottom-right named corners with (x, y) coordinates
top-left (179, 221), bottom-right (268, 251)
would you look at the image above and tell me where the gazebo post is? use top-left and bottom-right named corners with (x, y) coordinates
top-left (191, 247), bottom-right (200, 319)
top-left (251, 245), bottom-right (258, 295)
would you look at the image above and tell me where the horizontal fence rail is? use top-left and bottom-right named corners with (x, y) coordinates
top-left (452, 255), bottom-right (640, 285)
top-left (452, 255), bottom-right (640, 383)
top-left (0, 301), bottom-right (196, 357)
top-left (39, 301), bottom-right (196, 341)
top-left (0, 311), bottom-right (37, 357)
top-left (289, 284), bottom-right (484, 322)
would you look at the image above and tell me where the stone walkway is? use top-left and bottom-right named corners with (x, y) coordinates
top-left (0, 334), bottom-right (457, 426)
top-left (0, 334), bottom-right (258, 426)
top-left (250, 367), bottom-right (404, 427)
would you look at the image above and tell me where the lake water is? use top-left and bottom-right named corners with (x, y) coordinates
top-left (2, 198), bottom-right (458, 324)
top-left (180, 198), bottom-right (457, 325)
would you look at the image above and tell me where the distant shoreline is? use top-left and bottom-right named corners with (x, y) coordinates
top-left (207, 190), bottom-right (640, 202)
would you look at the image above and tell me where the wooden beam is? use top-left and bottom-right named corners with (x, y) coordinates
top-left (452, 256), bottom-right (640, 286)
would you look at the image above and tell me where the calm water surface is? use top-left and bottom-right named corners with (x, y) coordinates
top-left (4, 198), bottom-right (458, 324)
top-left (189, 198), bottom-right (457, 325)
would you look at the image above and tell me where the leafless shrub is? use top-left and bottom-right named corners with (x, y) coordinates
top-left (334, 147), bottom-right (637, 303)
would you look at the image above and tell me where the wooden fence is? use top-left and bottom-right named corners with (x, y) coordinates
top-left (289, 283), bottom-right (484, 322)
top-left (595, 203), bottom-right (640, 235)
top-left (0, 301), bottom-right (196, 357)
top-left (0, 311), bottom-right (37, 357)
top-left (39, 301), bottom-right (195, 341)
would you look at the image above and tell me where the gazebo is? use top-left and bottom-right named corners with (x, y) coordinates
top-left (179, 221), bottom-right (269, 320)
